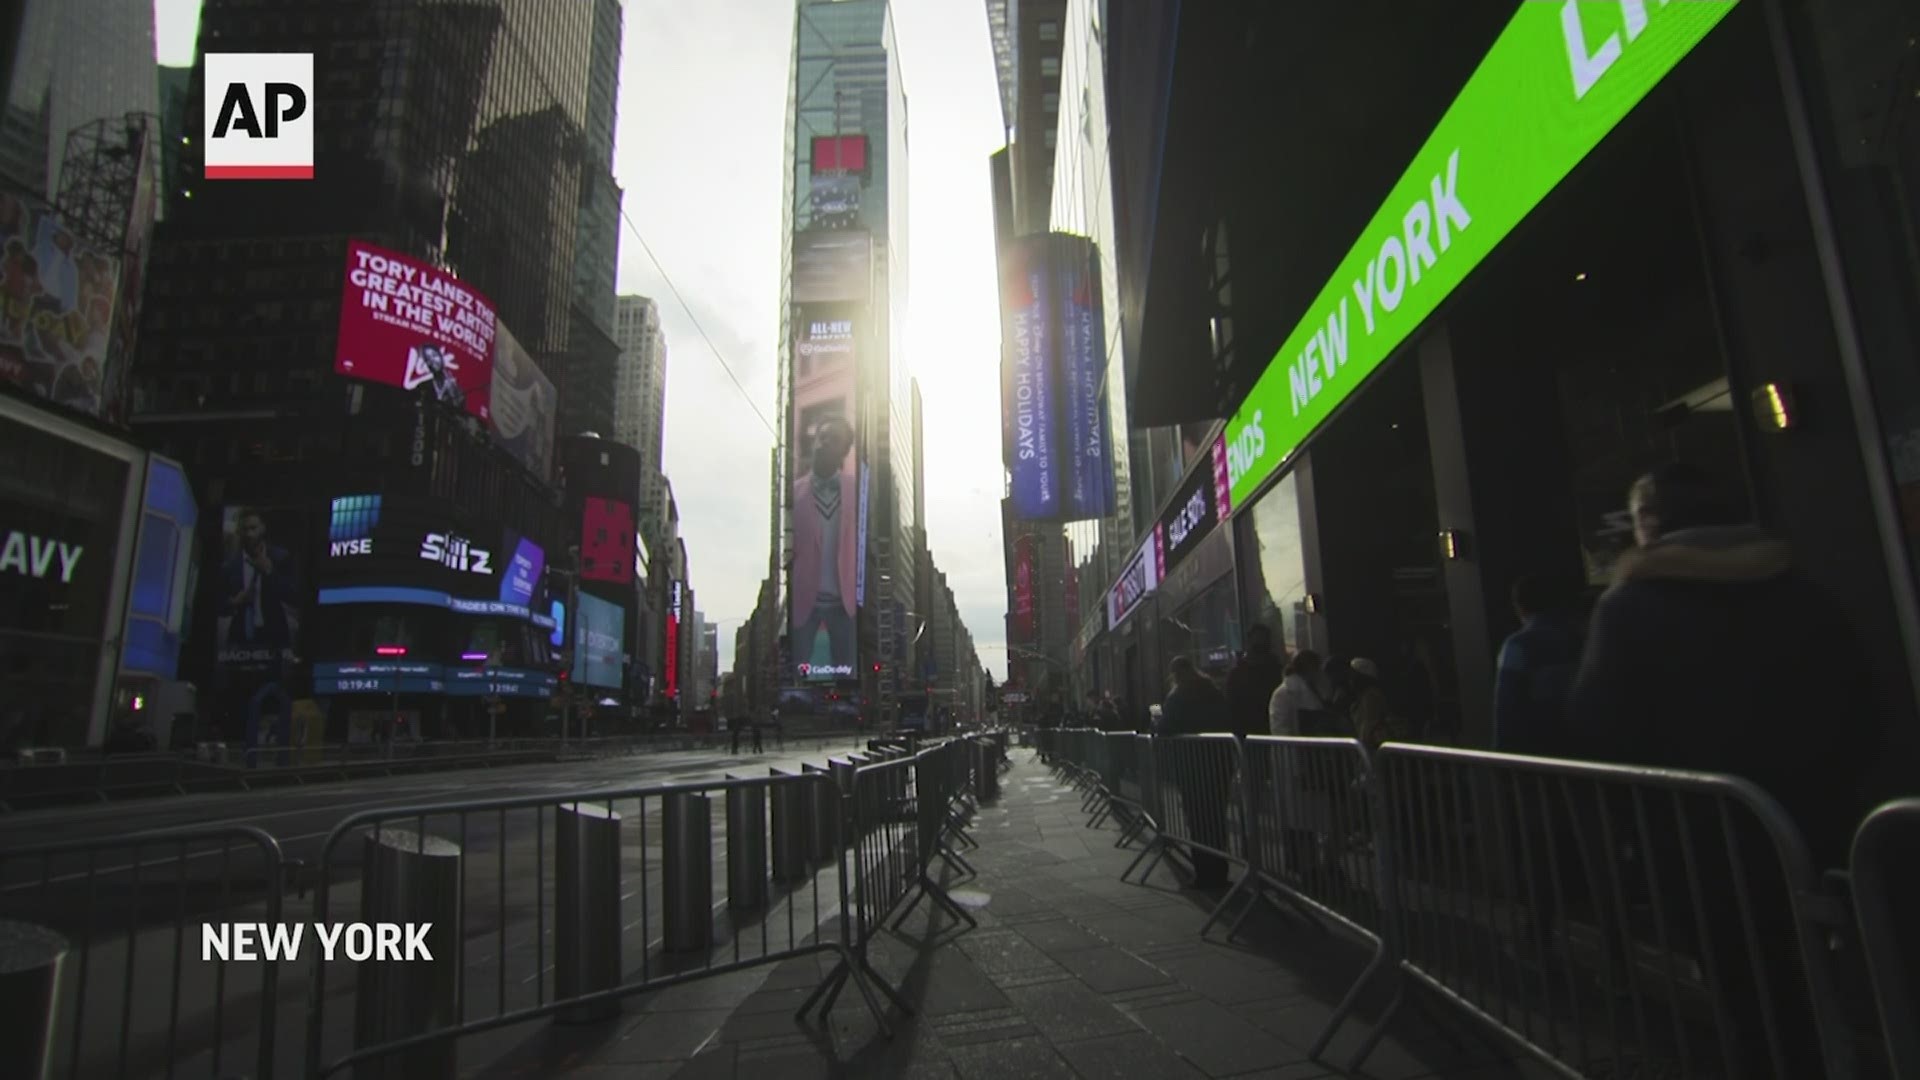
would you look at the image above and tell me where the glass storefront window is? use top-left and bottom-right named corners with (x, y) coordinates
top-left (1159, 575), bottom-right (1240, 681)
top-left (1238, 471), bottom-right (1316, 659)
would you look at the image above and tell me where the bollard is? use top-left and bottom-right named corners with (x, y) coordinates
top-left (663, 792), bottom-right (713, 952)
top-left (975, 741), bottom-right (999, 802)
top-left (0, 921), bottom-right (67, 1080)
top-left (554, 802), bottom-right (622, 1023)
top-left (726, 779), bottom-right (769, 912)
top-left (769, 770), bottom-right (811, 883)
top-left (802, 763), bottom-right (839, 861)
top-left (355, 828), bottom-right (461, 1080)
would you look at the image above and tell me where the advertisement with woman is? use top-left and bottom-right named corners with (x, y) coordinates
top-left (790, 308), bottom-right (859, 681)
top-left (0, 191), bottom-right (122, 418)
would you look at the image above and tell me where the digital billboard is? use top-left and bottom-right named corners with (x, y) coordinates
top-left (499, 533), bottom-right (545, 608)
top-left (1054, 235), bottom-right (1115, 520)
top-left (1002, 233), bottom-right (1114, 524)
top-left (580, 497), bottom-right (634, 586)
top-left (571, 592), bottom-right (624, 689)
top-left (790, 306), bottom-right (859, 682)
top-left (316, 495), bottom-right (514, 602)
top-left (335, 239), bottom-right (499, 422)
top-left (665, 580), bottom-right (683, 699)
top-left (1011, 534), bottom-right (1036, 645)
top-left (0, 190), bottom-right (124, 418)
top-left (792, 229), bottom-right (872, 306)
top-left (1158, 441), bottom-right (1225, 579)
top-left (810, 134), bottom-right (869, 175)
top-left (490, 321), bottom-right (556, 483)
top-left (216, 505), bottom-right (304, 667)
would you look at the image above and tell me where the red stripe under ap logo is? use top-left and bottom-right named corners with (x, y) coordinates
top-left (204, 53), bottom-right (316, 181)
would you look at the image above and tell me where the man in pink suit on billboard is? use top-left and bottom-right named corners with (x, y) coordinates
top-left (793, 416), bottom-right (857, 670)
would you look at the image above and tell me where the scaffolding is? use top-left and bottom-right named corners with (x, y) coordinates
top-left (55, 112), bottom-right (155, 256)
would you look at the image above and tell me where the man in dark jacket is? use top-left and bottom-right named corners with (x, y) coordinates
top-left (1567, 463), bottom-right (1871, 1078)
top-left (1161, 657), bottom-right (1234, 889)
top-left (1226, 624), bottom-right (1287, 739)
top-left (1492, 574), bottom-right (1584, 755)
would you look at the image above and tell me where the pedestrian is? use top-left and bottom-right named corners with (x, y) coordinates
top-left (1161, 656), bottom-right (1234, 890)
top-left (1566, 462), bottom-right (1874, 1076)
top-left (750, 719), bottom-right (763, 754)
top-left (728, 714), bottom-right (743, 755)
top-left (771, 708), bottom-right (784, 750)
top-left (1268, 649), bottom-right (1333, 737)
top-left (1490, 574), bottom-right (1585, 755)
top-left (1344, 658), bottom-right (1402, 751)
top-left (1226, 624), bottom-right (1287, 739)
top-left (1097, 694), bottom-right (1122, 733)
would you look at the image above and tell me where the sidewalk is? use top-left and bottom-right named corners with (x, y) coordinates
top-left (477, 753), bottom-right (1559, 1079)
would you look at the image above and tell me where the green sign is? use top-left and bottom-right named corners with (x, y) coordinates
top-left (1223, 0), bottom-right (1736, 506)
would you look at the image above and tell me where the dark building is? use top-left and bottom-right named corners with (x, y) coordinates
top-left (132, 0), bottom-right (617, 742)
top-left (556, 433), bottom-right (643, 722)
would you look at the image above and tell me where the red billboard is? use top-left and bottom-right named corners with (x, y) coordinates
top-left (580, 497), bottom-right (634, 585)
top-left (335, 240), bottom-right (499, 422)
top-left (1012, 534), bottom-right (1036, 645)
top-left (810, 135), bottom-right (869, 175)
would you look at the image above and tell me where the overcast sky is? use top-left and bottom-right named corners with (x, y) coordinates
top-left (157, 0), bottom-right (1012, 680)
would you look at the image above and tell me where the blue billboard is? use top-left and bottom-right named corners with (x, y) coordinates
top-left (1055, 235), bottom-right (1115, 520)
top-left (499, 534), bottom-right (544, 607)
top-left (1002, 233), bottom-right (1112, 523)
top-left (571, 592), bottom-right (625, 690)
top-left (1003, 238), bottom-right (1055, 519)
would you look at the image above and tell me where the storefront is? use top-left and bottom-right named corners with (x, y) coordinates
top-left (1203, 1), bottom-right (1920, 748)
top-left (1, 393), bottom-right (197, 749)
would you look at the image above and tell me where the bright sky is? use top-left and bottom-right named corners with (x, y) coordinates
top-left (154, 0), bottom-right (1012, 681)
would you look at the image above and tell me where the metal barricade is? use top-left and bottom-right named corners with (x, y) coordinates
top-left (0, 825), bottom-right (289, 1079)
top-left (1123, 736), bottom-right (1245, 903)
top-left (1850, 798), bottom-right (1920, 1079)
top-left (1347, 744), bottom-right (1858, 1080)
top-left (300, 771), bottom-right (895, 1079)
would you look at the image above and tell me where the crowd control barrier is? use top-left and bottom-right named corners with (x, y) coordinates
top-left (1850, 798), bottom-right (1920, 1079)
top-left (0, 825), bottom-right (291, 1079)
top-left (1040, 729), bottom-right (1875, 1080)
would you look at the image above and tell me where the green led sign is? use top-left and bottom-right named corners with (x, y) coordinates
top-left (1223, 0), bottom-right (1737, 506)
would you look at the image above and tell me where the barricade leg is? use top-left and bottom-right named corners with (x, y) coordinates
top-left (0, 921), bottom-right (67, 1079)
top-left (354, 828), bottom-right (462, 1080)
top-left (663, 793), bottom-right (713, 953)
top-left (555, 803), bottom-right (622, 1024)
top-left (726, 782), bottom-right (769, 912)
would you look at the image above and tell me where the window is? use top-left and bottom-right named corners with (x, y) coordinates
top-left (1042, 92), bottom-right (1060, 113)
top-left (1044, 129), bottom-right (1057, 150)
top-left (1038, 21), bottom-right (1060, 42)
top-left (1041, 57), bottom-right (1060, 77)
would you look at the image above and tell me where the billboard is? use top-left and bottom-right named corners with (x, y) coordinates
top-left (335, 239), bottom-right (499, 422)
top-left (499, 533), bottom-right (545, 608)
top-left (216, 505), bottom-right (304, 667)
top-left (0, 191), bottom-right (123, 418)
top-left (1011, 534), bottom-right (1036, 645)
top-left (490, 321), bottom-right (555, 483)
top-left (790, 307), bottom-right (859, 682)
top-left (792, 230), bottom-right (872, 305)
top-left (810, 134), bottom-right (869, 175)
top-left (666, 580), bottom-right (683, 699)
top-left (580, 497), bottom-right (634, 585)
top-left (1158, 440), bottom-right (1225, 579)
top-left (571, 592), bottom-right (624, 689)
top-left (1106, 532), bottom-right (1161, 630)
top-left (1003, 233), bottom-right (1115, 523)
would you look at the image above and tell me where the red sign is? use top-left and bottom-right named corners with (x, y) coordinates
top-left (1012, 535), bottom-right (1036, 644)
top-left (580, 497), bottom-right (633, 585)
top-left (811, 135), bottom-right (868, 175)
top-left (335, 240), bottom-right (499, 421)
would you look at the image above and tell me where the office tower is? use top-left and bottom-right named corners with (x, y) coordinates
top-left (561, 0), bottom-right (625, 440)
top-left (133, 0), bottom-right (615, 738)
top-left (613, 295), bottom-right (671, 546)
top-left (777, 0), bottom-right (912, 723)
top-left (1, 0), bottom-right (157, 200)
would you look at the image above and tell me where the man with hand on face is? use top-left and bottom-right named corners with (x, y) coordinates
top-left (792, 416), bottom-right (857, 670)
top-left (223, 508), bottom-right (297, 652)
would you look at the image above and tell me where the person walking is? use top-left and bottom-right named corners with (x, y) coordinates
top-left (1491, 574), bottom-right (1585, 755)
top-left (1227, 624), bottom-right (1287, 739)
top-left (1161, 656), bottom-right (1234, 890)
top-left (728, 714), bottom-right (744, 755)
top-left (750, 719), bottom-right (764, 754)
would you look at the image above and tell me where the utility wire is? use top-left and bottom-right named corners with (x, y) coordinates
top-left (617, 204), bottom-right (778, 439)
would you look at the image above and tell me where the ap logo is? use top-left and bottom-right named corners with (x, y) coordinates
top-left (205, 53), bottom-right (314, 180)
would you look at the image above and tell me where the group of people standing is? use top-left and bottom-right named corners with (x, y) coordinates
top-left (1155, 630), bottom-right (1409, 754)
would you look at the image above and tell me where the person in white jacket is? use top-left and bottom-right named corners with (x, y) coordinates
top-left (1268, 649), bottom-right (1332, 736)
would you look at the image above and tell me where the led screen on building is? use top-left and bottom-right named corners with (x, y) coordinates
top-left (580, 497), bottom-right (634, 586)
top-left (0, 191), bottom-right (123, 418)
top-left (216, 505), bottom-right (304, 668)
top-left (1106, 531), bottom-right (1161, 630)
top-left (571, 592), bottom-right (624, 689)
top-left (792, 230), bottom-right (872, 306)
top-left (790, 306), bottom-right (859, 683)
top-left (490, 322), bottom-right (556, 483)
top-left (666, 580), bottom-right (683, 699)
top-left (335, 240), bottom-right (499, 422)
top-left (810, 134), bottom-right (869, 175)
top-left (1011, 534), bottom-right (1036, 645)
top-left (1001, 233), bottom-right (1116, 524)
top-left (499, 533), bottom-right (545, 608)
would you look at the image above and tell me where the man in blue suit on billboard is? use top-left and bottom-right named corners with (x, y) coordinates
top-left (792, 417), bottom-right (857, 671)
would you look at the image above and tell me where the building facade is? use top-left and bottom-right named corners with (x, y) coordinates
top-left (612, 294), bottom-right (670, 545)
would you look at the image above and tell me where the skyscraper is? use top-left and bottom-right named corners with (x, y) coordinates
top-left (0, 0), bottom-right (157, 200)
top-left (777, 0), bottom-right (913, 724)
top-left (613, 295), bottom-right (670, 546)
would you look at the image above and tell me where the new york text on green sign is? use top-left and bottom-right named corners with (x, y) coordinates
top-left (1222, 0), bottom-right (1737, 506)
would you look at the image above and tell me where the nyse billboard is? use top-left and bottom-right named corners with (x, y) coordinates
top-left (335, 240), bottom-right (499, 421)
top-left (1001, 233), bottom-right (1114, 523)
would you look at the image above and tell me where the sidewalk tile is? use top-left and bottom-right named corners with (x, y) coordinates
top-left (945, 1034), bottom-right (1079, 1079)
top-left (1058, 945), bottom-right (1175, 993)
top-left (955, 929), bottom-right (1062, 975)
top-left (1003, 980), bottom-right (1143, 1043)
top-left (1054, 1031), bottom-right (1207, 1079)
top-left (600, 1008), bottom-right (730, 1062)
top-left (1127, 997), bottom-right (1308, 1077)
top-left (1011, 918), bottom-right (1106, 956)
